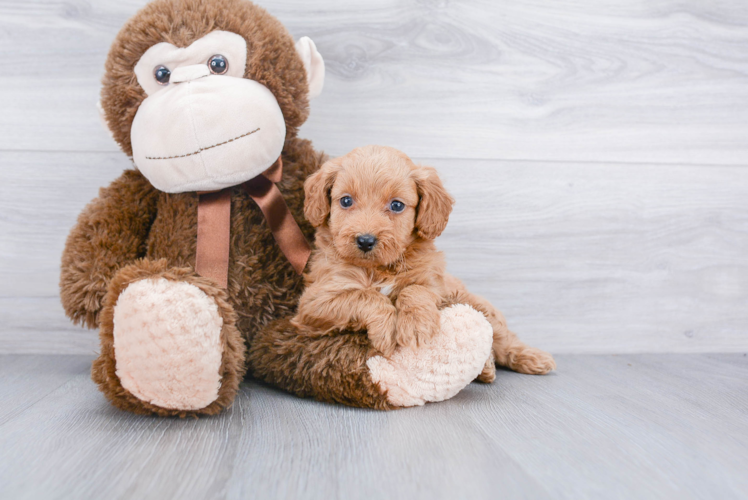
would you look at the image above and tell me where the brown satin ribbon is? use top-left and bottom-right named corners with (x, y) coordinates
top-left (242, 157), bottom-right (312, 275)
top-left (195, 157), bottom-right (311, 288)
top-left (195, 189), bottom-right (232, 289)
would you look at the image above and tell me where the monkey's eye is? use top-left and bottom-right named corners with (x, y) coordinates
top-left (340, 196), bottom-right (353, 208)
top-left (208, 55), bottom-right (229, 75)
top-left (389, 200), bottom-right (406, 213)
top-left (153, 65), bottom-right (171, 85)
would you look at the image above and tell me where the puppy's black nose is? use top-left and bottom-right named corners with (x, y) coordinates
top-left (356, 234), bottom-right (377, 253)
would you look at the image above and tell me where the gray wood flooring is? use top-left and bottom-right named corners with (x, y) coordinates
top-left (0, 354), bottom-right (746, 500)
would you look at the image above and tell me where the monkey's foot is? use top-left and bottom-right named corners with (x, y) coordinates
top-left (92, 260), bottom-right (245, 417)
top-left (366, 304), bottom-right (493, 407)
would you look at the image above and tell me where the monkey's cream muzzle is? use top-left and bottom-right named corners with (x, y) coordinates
top-left (130, 31), bottom-right (286, 193)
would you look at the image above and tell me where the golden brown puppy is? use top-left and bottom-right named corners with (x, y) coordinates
top-left (293, 145), bottom-right (556, 379)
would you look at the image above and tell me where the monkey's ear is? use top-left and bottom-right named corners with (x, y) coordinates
top-left (413, 166), bottom-right (455, 240)
top-left (295, 37), bottom-right (325, 99)
top-left (304, 158), bottom-right (341, 227)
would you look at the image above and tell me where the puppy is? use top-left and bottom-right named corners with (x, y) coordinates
top-left (292, 145), bottom-right (555, 380)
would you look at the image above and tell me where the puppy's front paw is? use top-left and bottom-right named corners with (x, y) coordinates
top-left (396, 302), bottom-right (440, 350)
top-left (367, 305), bottom-right (398, 357)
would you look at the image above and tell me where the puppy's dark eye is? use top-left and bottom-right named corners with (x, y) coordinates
top-left (389, 200), bottom-right (405, 213)
top-left (154, 65), bottom-right (171, 85)
top-left (340, 196), bottom-right (353, 208)
top-left (208, 55), bottom-right (229, 75)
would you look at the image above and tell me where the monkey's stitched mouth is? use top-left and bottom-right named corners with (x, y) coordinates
top-left (145, 128), bottom-right (260, 160)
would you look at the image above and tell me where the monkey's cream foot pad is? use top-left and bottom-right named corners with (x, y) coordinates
top-left (112, 278), bottom-right (224, 410)
top-left (367, 304), bottom-right (493, 407)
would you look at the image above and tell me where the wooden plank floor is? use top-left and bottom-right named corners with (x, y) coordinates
top-left (1, 354), bottom-right (746, 500)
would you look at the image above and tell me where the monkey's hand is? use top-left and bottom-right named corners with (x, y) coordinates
top-left (293, 286), bottom-right (398, 357)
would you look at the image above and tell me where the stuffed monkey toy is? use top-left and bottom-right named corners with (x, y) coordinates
top-left (61, 0), bottom-right (497, 417)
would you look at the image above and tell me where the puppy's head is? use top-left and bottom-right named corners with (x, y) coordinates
top-left (304, 145), bottom-right (454, 267)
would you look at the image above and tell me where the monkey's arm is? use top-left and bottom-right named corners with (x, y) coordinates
top-left (60, 169), bottom-right (160, 329)
top-left (292, 283), bottom-right (398, 356)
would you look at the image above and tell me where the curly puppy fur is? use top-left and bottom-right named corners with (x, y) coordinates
top-left (293, 145), bottom-right (556, 376)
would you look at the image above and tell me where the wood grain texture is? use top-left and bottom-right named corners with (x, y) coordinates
top-left (1, 0), bottom-right (748, 163)
top-left (1, 0), bottom-right (747, 353)
top-left (0, 354), bottom-right (746, 499)
top-left (2, 151), bottom-right (746, 354)
top-left (434, 158), bottom-right (748, 353)
top-left (0, 354), bottom-right (91, 425)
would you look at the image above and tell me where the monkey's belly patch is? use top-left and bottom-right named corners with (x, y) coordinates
top-left (112, 278), bottom-right (224, 410)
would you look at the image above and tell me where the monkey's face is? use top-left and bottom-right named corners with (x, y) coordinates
top-left (99, 0), bottom-right (325, 194)
top-left (128, 30), bottom-right (320, 193)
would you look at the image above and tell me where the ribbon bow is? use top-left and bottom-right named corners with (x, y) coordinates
top-left (195, 157), bottom-right (311, 288)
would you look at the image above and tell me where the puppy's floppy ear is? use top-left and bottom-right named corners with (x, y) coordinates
top-left (304, 158), bottom-right (341, 227)
top-left (413, 166), bottom-right (455, 240)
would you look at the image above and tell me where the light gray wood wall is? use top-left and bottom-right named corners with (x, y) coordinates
top-left (1, 0), bottom-right (746, 354)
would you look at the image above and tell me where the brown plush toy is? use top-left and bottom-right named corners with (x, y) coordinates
top-left (61, 0), bottom-right (540, 417)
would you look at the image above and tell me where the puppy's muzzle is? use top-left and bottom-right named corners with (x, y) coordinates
top-left (356, 234), bottom-right (377, 253)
